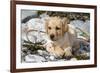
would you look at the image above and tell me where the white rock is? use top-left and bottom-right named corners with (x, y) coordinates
top-left (37, 50), bottom-right (44, 55)
top-left (86, 52), bottom-right (90, 57)
top-left (82, 52), bottom-right (90, 57)
top-left (25, 54), bottom-right (46, 62)
top-left (49, 56), bottom-right (55, 60)
top-left (70, 58), bottom-right (77, 61)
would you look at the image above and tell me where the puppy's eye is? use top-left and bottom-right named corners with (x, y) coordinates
top-left (48, 27), bottom-right (51, 30)
top-left (56, 27), bottom-right (60, 30)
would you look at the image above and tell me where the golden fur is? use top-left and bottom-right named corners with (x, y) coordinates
top-left (45, 17), bottom-right (79, 58)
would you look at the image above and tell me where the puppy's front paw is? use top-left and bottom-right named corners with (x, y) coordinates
top-left (54, 47), bottom-right (65, 58)
top-left (64, 47), bottom-right (73, 59)
top-left (64, 50), bottom-right (73, 57)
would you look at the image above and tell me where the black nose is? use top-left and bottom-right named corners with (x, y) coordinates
top-left (50, 34), bottom-right (54, 39)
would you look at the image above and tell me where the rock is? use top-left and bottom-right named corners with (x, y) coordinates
top-left (24, 17), bottom-right (50, 43)
top-left (37, 50), bottom-right (57, 61)
top-left (21, 23), bottom-right (28, 41)
top-left (37, 50), bottom-right (48, 55)
top-left (81, 52), bottom-right (90, 57)
top-left (70, 20), bottom-right (90, 39)
top-left (72, 20), bottom-right (88, 33)
top-left (21, 10), bottom-right (38, 23)
top-left (86, 52), bottom-right (90, 57)
top-left (70, 58), bottom-right (77, 61)
top-left (49, 56), bottom-right (55, 60)
top-left (25, 54), bottom-right (46, 62)
top-left (37, 50), bottom-right (44, 55)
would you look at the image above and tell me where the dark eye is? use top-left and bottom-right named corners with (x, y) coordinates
top-left (56, 27), bottom-right (60, 30)
top-left (48, 27), bottom-right (51, 30)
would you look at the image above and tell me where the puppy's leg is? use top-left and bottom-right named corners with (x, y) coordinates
top-left (64, 47), bottom-right (73, 59)
top-left (54, 45), bottom-right (65, 58)
top-left (44, 42), bottom-right (54, 54)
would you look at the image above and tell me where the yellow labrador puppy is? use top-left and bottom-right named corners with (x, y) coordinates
top-left (45, 16), bottom-right (79, 58)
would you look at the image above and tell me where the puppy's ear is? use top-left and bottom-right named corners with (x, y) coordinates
top-left (62, 17), bottom-right (69, 33)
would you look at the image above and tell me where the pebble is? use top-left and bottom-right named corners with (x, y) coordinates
top-left (49, 56), bottom-right (55, 60)
top-left (70, 58), bottom-right (77, 61)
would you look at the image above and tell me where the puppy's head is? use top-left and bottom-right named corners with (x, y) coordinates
top-left (45, 17), bottom-right (69, 41)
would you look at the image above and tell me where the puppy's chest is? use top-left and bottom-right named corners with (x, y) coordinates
top-left (54, 33), bottom-right (73, 49)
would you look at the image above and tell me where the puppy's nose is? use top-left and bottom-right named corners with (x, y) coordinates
top-left (50, 34), bottom-right (54, 39)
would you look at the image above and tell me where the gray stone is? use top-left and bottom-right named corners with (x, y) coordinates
top-left (25, 54), bottom-right (46, 63)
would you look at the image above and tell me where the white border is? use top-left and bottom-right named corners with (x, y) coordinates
top-left (16, 5), bottom-right (94, 69)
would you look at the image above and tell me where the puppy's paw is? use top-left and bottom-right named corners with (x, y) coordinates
top-left (44, 42), bottom-right (54, 52)
top-left (54, 48), bottom-right (65, 58)
top-left (64, 47), bottom-right (73, 59)
top-left (64, 51), bottom-right (73, 58)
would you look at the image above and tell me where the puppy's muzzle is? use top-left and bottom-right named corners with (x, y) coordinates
top-left (50, 34), bottom-right (54, 40)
